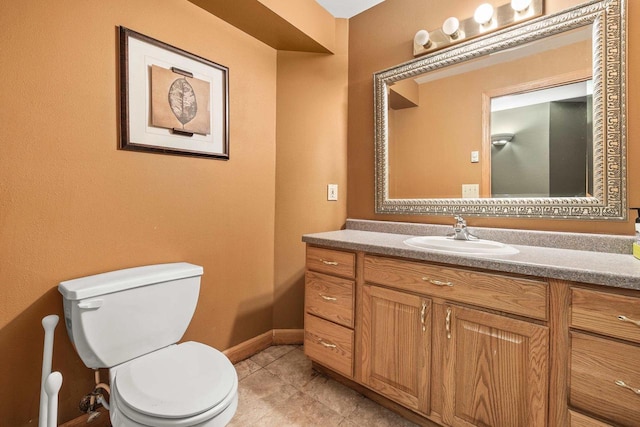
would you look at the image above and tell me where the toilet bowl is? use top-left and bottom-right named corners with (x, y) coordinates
top-left (59, 263), bottom-right (237, 426)
top-left (109, 342), bottom-right (238, 427)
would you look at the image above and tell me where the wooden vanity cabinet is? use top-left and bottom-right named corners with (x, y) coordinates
top-left (568, 287), bottom-right (640, 426)
top-left (362, 254), bottom-right (549, 426)
top-left (304, 247), bottom-right (356, 378)
top-left (304, 244), bottom-right (640, 427)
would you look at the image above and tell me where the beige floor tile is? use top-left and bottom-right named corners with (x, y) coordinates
top-left (302, 373), bottom-right (363, 418)
top-left (229, 346), bottom-right (420, 427)
top-left (338, 418), bottom-right (361, 427)
top-left (227, 368), bottom-right (299, 426)
top-left (238, 368), bottom-right (298, 406)
top-left (251, 391), bottom-right (345, 427)
top-left (249, 344), bottom-right (299, 367)
top-left (264, 347), bottom-right (318, 390)
top-left (233, 358), bottom-right (261, 381)
top-left (344, 396), bottom-right (420, 427)
top-left (226, 388), bottom-right (274, 426)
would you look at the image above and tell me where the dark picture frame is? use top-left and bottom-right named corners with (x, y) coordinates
top-left (119, 27), bottom-right (229, 160)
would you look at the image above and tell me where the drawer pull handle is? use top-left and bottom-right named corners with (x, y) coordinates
top-left (319, 339), bottom-right (337, 349)
top-left (420, 301), bottom-right (427, 332)
top-left (320, 259), bottom-right (339, 266)
top-left (423, 277), bottom-right (454, 287)
top-left (618, 315), bottom-right (640, 327)
top-left (445, 307), bottom-right (452, 339)
top-left (615, 380), bottom-right (640, 395)
top-left (320, 294), bottom-right (337, 301)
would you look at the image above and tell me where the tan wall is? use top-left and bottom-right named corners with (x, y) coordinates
top-left (273, 21), bottom-right (350, 328)
top-left (349, 0), bottom-right (640, 234)
top-left (263, 0), bottom-right (337, 50)
top-left (0, 0), bottom-right (280, 424)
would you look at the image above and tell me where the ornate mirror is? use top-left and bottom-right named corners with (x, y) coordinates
top-left (374, 0), bottom-right (626, 219)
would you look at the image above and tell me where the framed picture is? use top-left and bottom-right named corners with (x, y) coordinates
top-left (119, 27), bottom-right (229, 160)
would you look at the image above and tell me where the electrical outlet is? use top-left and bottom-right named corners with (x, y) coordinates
top-left (327, 184), bottom-right (338, 201)
top-left (462, 184), bottom-right (479, 198)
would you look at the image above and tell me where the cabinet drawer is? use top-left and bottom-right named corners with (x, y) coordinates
top-left (305, 271), bottom-right (354, 328)
top-left (364, 255), bottom-right (548, 320)
top-left (571, 287), bottom-right (640, 344)
top-left (570, 410), bottom-right (613, 427)
top-left (306, 247), bottom-right (355, 279)
top-left (304, 313), bottom-right (353, 378)
top-left (570, 332), bottom-right (640, 426)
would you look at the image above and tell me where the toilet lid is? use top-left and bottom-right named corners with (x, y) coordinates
top-left (114, 342), bottom-right (236, 419)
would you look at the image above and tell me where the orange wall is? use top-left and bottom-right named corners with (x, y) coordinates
top-left (0, 0), bottom-right (281, 424)
top-left (348, 0), bottom-right (640, 234)
top-left (274, 20), bottom-right (350, 329)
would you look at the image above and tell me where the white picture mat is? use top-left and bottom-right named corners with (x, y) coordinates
top-left (127, 36), bottom-right (226, 155)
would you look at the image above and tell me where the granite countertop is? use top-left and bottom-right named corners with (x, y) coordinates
top-left (302, 220), bottom-right (640, 291)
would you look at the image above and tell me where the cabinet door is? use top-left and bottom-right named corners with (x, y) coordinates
top-left (361, 284), bottom-right (431, 414)
top-left (443, 305), bottom-right (549, 427)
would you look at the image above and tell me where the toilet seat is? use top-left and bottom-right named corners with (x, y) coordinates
top-left (112, 341), bottom-right (237, 426)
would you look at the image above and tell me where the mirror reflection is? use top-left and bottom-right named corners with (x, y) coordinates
top-left (375, 0), bottom-right (626, 219)
top-left (387, 25), bottom-right (592, 200)
top-left (490, 80), bottom-right (593, 198)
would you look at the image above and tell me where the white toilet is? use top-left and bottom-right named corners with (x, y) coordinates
top-left (58, 263), bottom-right (238, 427)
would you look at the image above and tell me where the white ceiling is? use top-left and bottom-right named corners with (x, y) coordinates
top-left (315, 0), bottom-right (385, 18)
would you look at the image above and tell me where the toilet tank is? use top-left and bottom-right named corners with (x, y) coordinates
top-left (59, 263), bottom-right (203, 369)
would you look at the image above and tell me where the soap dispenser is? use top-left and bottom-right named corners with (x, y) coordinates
top-left (633, 208), bottom-right (640, 260)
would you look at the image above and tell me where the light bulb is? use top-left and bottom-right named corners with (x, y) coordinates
top-left (442, 17), bottom-right (460, 38)
top-left (474, 3), bottom-right (494, 25)
top-left (414, 30), bottom-right (431, 47)
top-left (511, 0), bottom-right (532, 12)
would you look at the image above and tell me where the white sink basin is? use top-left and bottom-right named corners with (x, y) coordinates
top-left (403, 236), bottom-right (519, 256)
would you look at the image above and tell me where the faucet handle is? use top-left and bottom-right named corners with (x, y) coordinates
top-left (454, 215), bottom-right (466, 226)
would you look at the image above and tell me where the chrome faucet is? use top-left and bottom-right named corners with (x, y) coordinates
top-left (451, 215), bottom-right (477, 241)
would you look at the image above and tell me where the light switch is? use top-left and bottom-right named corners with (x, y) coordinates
top-left (471, 151), bottom-right (480, 163)
top-left (327, 184), bottom-right (338, 201)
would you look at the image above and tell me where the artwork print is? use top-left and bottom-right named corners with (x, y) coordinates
top-left (119, 27), bottom-right (229, 160)
top-left (151, 65), bottom-right (211, 136)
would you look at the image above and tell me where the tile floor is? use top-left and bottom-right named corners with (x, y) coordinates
top-left (228, 345), bottom-right (419, 427)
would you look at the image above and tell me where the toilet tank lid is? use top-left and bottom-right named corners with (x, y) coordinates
top-left (58, 263), bottom-right (203, 301)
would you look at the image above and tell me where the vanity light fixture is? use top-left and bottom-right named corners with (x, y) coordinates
top-left (474, 3), bottom-right (495, 25)
top-left (511, 0), bottom-right (532, 13)
top-left (412, 0), bottom-right (542, 57)
top-left (442, 17), bottom-right (461, 39)
top-left (491, 133), bottom-right (515, 146)
top-left (413, 29), bottom-right (432, 48)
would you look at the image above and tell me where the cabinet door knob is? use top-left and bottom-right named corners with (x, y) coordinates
top-left (618, 315), bottom-right (640, 327)
top-left (615, 379), bottom-right (640, 396)
top-left (445, 307), bottom-right (452, 339)
top-left (320, 294), bottom-right (337, 301)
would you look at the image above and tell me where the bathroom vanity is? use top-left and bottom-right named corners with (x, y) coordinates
top-left (308, 1), bottom-right (635, 424)
top-left (302, 220), bottom-right (640, 427)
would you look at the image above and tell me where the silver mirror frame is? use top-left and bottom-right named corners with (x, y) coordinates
top-left (374, 0), bottom-right (626, 220)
